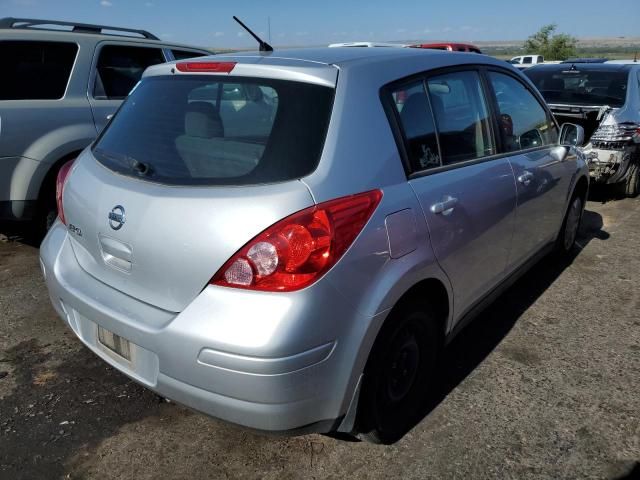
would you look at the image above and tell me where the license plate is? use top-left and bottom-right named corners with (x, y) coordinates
top-left (97, 325), bottom-right (132, 361)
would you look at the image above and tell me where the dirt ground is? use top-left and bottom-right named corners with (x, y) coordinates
top-left (1, 191), bottom-right (639, 480)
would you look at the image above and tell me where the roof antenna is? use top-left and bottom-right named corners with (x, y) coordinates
top-left (233, 16), bottom-right (273, 52)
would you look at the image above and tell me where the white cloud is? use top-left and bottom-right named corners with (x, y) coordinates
top-left (423, 28), bottom-right (432, 33)
top-left (213, 31), bottom-right (224, 37)
top-left (442, 26), bottom-right (453, 32)
top-left (144, 1), bottom-right (154, 6)
top-left (277, 32), bottom-right (286, 38)
top-left (100, 0), bottom-right (113, 6)
top-left (396, 28), bottom-right (406, 34)
top-left (237, 31), bottom-right (246, 37)
top-left (295, 31), bottom-right (308, 36)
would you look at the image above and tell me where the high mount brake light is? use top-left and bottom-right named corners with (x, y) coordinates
top-left (211, 190), bottom-right (383, 292)
top-left (55, 159), bottom-right (75, 225)
top-left (175, 62), bottom-right (237, 73)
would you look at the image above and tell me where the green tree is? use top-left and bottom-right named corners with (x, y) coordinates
top-left (524, 24), bottom-right (577, 61)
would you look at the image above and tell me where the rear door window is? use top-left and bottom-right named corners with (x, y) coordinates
top-left (1, 41), bottom-right (78, 100)
top-left (426, 71), bottom-right (496, 165)
top-left (94, 45), bottom-right (165, 100)
top-left (93, 75), bottom-right (334, 185)
top-left (390, 80), bottom-right (441, 171)
top-left (488, 71), bottom-right (558, 151)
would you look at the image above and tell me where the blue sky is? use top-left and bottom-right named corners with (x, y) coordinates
top-left (2, 0), bottom-right (639, 48)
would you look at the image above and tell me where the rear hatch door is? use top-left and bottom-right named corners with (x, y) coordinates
top-left (62, 69), bottom-right (335, 312)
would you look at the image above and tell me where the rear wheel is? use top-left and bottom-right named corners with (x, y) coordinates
top-left (34, 181), bottom-right (58, 236)
top-left (623, 161), bottom-right (640, 198)
top-left (357, 301), bottom-right (440, 444)
top-left (555, 194), bottom-right (584, 254)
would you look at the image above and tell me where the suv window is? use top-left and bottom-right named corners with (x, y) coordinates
top-left (523, 57), bottom-right (533, 64)
top-left (93, 75), bottom-right (334, 186)
top-left (391, 80), bottom-right (441, 171)
top-left (427, 71), bottom-right (495, 165)
top-left (1, 41), bottom-right (78, 100)
top-left (488, 71), bottom-right (558, 151)
top-left (94, 45), bottom-right (165, 100)
top-left (171, 49), bottom-right (208, 60)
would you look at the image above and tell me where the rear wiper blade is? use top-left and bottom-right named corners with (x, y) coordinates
top-left (129, 157), bottom-right (153, 176)
top-left (94, 148), bottom-right (153, 176)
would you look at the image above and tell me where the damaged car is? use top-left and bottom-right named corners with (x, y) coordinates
top-left (525, 63), bottom-right (640, 196)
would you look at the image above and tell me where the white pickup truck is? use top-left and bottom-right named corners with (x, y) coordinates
top-left (509, 55), bottom-right (545, 68)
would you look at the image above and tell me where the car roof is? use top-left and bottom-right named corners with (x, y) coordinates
top-left (210, 46), bottom-right (487, 67)
top-left (0, 21), bottom-right (208, 50)
top-left (525, 62), bottom-right (635, 72)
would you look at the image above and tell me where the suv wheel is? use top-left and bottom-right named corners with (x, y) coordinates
top-left (357, 300), bottom-right (439, 444)
top-left (556, 194), bottom-right (584, 254)
top-left (624, 161), bottom-right (640, 198)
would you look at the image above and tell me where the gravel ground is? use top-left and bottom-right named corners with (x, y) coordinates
top-left (1, 192), bottom-right (639, 480)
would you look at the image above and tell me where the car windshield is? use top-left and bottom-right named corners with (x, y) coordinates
top-left (93, 75), bottom-right (334, 186)
top-left (525, 68), bottom-right (629, 107)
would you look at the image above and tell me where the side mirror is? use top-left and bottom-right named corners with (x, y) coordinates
top-left (559, 123), bottom-right (585, 147)
top-left (519, 129), bottom-right (543, 149)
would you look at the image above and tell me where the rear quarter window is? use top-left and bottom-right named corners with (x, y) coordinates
top-left (93, 75), bottom-right (334, 186)
top-left (94, 45), bottom-right (165, 100)
top-left (1, 41), bottom-right (78, 100)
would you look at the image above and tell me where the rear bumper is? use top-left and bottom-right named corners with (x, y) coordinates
top-left (40, 222), bottom-right (369, 433)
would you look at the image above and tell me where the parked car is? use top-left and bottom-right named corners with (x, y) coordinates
top-left (509, 54), bottom-right (546, 69)
top-left (0, 18), bottom-right (210, 230)
top-left (40, 47), bottom-right (589, 444)
top-left (410, 42), bottom-right (482, 53)
top-left (525, 62), bottom-right (640, 196)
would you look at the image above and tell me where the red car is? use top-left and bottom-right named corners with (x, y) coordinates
top-left (410, 42), bottom-right (482, 53)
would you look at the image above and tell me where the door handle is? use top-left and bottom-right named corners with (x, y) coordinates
top-left (517, 171), bottom-right (534, 186)
top-left (430, 195), bottom-right (458, 215)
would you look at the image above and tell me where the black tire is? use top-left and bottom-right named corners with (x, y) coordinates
top-left (555, 194), bottom-right (584, 255)
top-left (623, 161), bottom-right (640, 198)
top-left (357, 300), bottom-right (440, 444)
top-left (34, 182), bottom-right (58, 237)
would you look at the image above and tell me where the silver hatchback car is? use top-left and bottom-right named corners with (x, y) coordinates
top-left (41, 47), bottom-right (589, 444)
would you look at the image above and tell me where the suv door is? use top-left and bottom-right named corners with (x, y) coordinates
top-left (387, 70), bottom-right (517, 320)
top-left (485, 70), bottom-right (567, 269)
top-left (88, 43), bottom-right (167, 133)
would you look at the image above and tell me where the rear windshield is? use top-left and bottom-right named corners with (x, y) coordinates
top-left (525, 68), bottom-right (629, 107)
top-left (93, 75), bottom-right (334, 186)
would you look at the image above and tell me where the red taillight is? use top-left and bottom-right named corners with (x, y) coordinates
top-left (211, 190), bottom-right (383, 292)
top-left (55, 160), bottom-right (75, 225)
top-left (175, 61), bottom-right (236, 73)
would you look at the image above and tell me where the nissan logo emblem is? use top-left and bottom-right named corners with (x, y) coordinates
top-left (108, 205), bottom-right (126, 230)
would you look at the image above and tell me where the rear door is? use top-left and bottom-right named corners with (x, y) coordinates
top-left (485, 69), bottom-right (568, 269)
top-left (88, 43), bottom-right (167, 133)
top-left (387, 69), bottom-right (517, 319)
